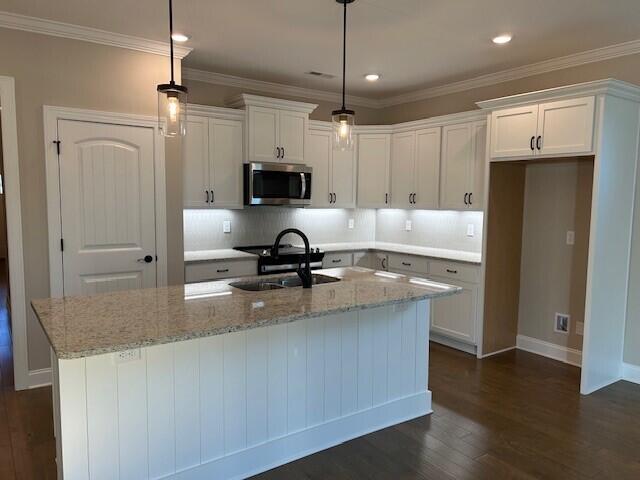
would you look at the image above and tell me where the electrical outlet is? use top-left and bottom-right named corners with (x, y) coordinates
top-left (348, 218), bottom-right (355, 229)
top-left (114, 349), bottom-right (141, 364)
top-left (576, 321), bottom-right (584, 336)
top-left (405, 220), bottom-right (412, 231)
top-left (466, 224), bottom-right (475, 237)
top-left (223, 220), bottom-right (231, 233)
top-left (566, 230), bottom-right (575, 245)
top-left (554, 313), bottom-right (570, 334)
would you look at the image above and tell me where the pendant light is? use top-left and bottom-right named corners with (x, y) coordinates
top-left (157, 0), bottom-right (187, 137)
top-left (332, 0), bottom-right (355, 151)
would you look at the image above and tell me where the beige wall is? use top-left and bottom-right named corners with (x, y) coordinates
top-left (185, 79), bottom-right (386, 124)
top-left (380, 53), bottom-right (640, 123)
top-left (518, 160), bottom-right (593, 351)
top-left (0, 28), bottom-right (184, 371)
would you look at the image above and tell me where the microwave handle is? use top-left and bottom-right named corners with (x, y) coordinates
top-left (300, 172), bottom-right (307, 199)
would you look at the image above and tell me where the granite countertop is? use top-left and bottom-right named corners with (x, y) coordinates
top-left (32, 267), bottom-right (459, 360)
top-left (185, 243), bottom-right (481, 264)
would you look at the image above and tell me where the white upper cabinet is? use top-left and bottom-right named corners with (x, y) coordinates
top-left (183, 115), bottom-right (210, 208)
top-left (230, 95), bottom-right (318, 165)
top-left (390, 131), bottom-right (416, 209)
top-left (184, 108), bottom-right (244, 209)
top-left (490, 96), bottom-right (595, 159)
top-left (306, 124), bottom-right (356, 208)
top-left (440, 121), bottom-right (486, 211)
top-left (357, 133), bottom-right (391, 208)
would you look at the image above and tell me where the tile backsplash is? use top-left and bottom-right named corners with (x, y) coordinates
top-left (184, 207), bottom-right (484, 253)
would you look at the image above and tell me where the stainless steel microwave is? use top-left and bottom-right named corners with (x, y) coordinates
top-left (243, 162), bottom-right (312, 206)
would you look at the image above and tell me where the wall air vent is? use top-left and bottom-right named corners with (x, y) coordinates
top-left (306, 71), bottom-right (336, 80)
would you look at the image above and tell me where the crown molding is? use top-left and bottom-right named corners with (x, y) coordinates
top-left (379, 39), bottom-right (640, 108)
top-left (227, 93), bottom-right (318, 114)
top-left (183, 68), bottom-right (383, 109)
top-left (0, 11), bottom-right (192, 59)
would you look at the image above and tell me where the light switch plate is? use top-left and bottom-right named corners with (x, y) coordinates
top-left (405, 220), bottom-right (412, 231)
top-left (348, 218), bottom-right (355, 229)
top-left (223, 220), bottom-right (231, 233)
top-left (466, 224), bottom-right (475, 237)
top-left (566, 230), bottom-right (575, 245)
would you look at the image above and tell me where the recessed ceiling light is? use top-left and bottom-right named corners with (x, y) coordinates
top-left (492, 34), bottom-right (512, 45)
top-left (365, 74), bottom-right (380, 82)
top-left (171, 33), bottom-right (190, 42)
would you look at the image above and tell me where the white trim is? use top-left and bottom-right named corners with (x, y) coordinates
top-left (0, 11), bottom-right (192, 59)
top-left (0, 76), bottom-right (31, 390)
top-left (27, 367), bottom-right (52, 389)
top-left (187, 103), bottom-right (246, 121)
top-left (622, 362), bottom-right (640, 385)
top-left (429, 333), bottom-right (477, 356)
top-left (381, 39), bottom-right (640, 107)
top-left (183, 67), bottom-right (379, 109)
top-left (478, 346), bottom-right (516, 359)
top-left (226, 93), bottom-right (318, 114)
top-left (516, 335), bottom-right (582, 367)
top-left (43, 106), bottom-right (169, 300)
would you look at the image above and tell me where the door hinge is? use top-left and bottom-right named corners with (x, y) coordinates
top-left (60, 238), bottom-right (64, 252)
top-left (53, 140), bottom-right (61, 155)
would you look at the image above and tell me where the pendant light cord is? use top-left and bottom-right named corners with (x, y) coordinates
top-left (341, 1), bottom-right (347, 110)
top-left (169, 0), bottom-right (175, 83)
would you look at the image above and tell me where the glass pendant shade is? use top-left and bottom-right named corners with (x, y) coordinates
top-left (157, 82), bottom-right (187, 137)
top-left (332, 109), bottom-right (355, 151)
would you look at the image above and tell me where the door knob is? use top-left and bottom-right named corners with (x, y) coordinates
top-left (137, 255), bottom-right (153, 263)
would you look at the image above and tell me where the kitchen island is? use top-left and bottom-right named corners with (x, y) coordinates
top-left (33, 267), bottom-right (459, 480)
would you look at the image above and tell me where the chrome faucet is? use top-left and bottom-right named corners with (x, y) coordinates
top-left (271, 228), bottom-right (313, 288)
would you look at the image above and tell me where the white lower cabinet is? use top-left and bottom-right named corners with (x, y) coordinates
top-left (185, 259), bottom-right (258, 283)
top-left (322, 252), bottom-right (353, 269)
top-left (429, 277), bottom-right (478, 345)
top-left (354, 251), bottom-right (388, 270)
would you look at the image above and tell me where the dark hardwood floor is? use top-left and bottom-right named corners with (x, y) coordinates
top-left (1, 291), bottom-right (639, 479)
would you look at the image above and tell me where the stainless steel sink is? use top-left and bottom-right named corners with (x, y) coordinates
top-left (230, 273), bottom-right (340, 292)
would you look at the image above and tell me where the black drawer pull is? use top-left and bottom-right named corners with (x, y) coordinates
top-left (332, 259), bottom-right (342, 263)
top-left (217, 268), bottom-right (230, 273)
top-left (402, 261), bottom-right (411, 266)
top-left (446, 269), bottom-right (458, 274)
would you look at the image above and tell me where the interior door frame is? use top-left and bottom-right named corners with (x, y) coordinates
top-left (43, 106), bottom-right (168, 298)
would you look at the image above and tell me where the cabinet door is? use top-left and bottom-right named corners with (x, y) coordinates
top-left (468, 121), bottom-right (487, 211)
top-left (414, 127), bottom-right (441, 210)
top-left (537, 96), bottom-right (595, 157)
top-left (306, 129), bottom-right (332, 208)
top-left (279, 110), bottom-right (306, 164)
top-left (390, 131), bottom-right (416, 209)
top-left (490, 105), bottom-right (538, 159)
top-left (430, 279), bottom-right (477, 344)
top-left (440, 123), bottom-right (473, 210)
top-left (357, 134), bottom-right (391, 208)
top-left (183, 115), bottom-right (210, 208)
top-left (209, 119), bottom-right (244, 209)
top-left (248, 106), bottom-right (279, 163)
top-left (331, 137), bottom-right (357, 208)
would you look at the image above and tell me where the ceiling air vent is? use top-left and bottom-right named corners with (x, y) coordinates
top-left (306, 71), bottom-right (335, 80)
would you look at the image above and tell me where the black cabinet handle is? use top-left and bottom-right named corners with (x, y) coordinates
top-left (216, 268), bottom-right (229, 273)
top-left (536, 136), bottom-right (542, 151)
top-left (385, 193), bottom-right (388, 204)
top-left (332, 259), bottom-right (342, 263)
top-left (468, 193), bottom-right (473, 205)
top-left (276, 147), bottom-right (281, 158)
top-left (282, 147), bottom-right (285, 158)
top-left (530, 136), bottom-right (535, 151)
top-left (446, 268), bottom-right (458, 274)
top-left (210, 190), bottom-right (214, 204)
top-left (381, 257), bottom-right (387, 269)
top-left (464, 193), bottom-right (469, 205)
top-left (206, 190), bottom-right (210, 203)
top-left (333, 193), bottom-right (337, 203)
top-left (413, 193), bottom-right (417, 204)
top-left (137, 255), bottom-right (154, 263)
top-left (402, 261), bottom-right (411, 266)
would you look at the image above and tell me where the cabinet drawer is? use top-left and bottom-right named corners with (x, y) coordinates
top-left (387, 253), bottom-right (428, 274)
top-left (322, 252), bottom-right (353, 268)
top-left (185, 259), bottom-right (257, 283)
top-left (428, 260), bottom-right (479, 284)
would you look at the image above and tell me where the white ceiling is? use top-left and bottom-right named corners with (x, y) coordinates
top-left (3, 0), bottom-right (640, 98)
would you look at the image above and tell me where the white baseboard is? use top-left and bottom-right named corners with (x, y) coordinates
top-left (516, 335), bottom-right (582, 367)
top-left (169, 392), bottom-right (431, 480)
top-left (478, 346), bottom-right (516, 359)
top-left (27, 367), bottom-right (52, 389)
top-left (430, 332), bottom-right (477, 355)
top-left (622, 362), bottom-right (640, 385)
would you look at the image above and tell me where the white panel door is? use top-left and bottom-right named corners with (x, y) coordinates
top-left (209, 118), bottom-right (243, 209)
top-left (414, 127), bottom-right (441, 210)
top-left (306, 129), bottom-right (332, 207)
top-left (357, 134), bottom-right (391, 208)
top-left (469, 121), bottom-right (487, 211)
top-left (248, 106), bottom-right (278, 163)
top-left (279, 110), bottom-right (306, 164)
top-left (390, 131), bottom-right (416, 209)
top-left (490, 105), bottom-right (539, 159)
top-left (440, 123), bottom-right (473, 210)
top-left (331, 136), bottom-right (357, 208)
top-left (537, 96), bottom-right (595, 156)
top-left (183, 115), bottom-right (210, 208)
top-left (58, 119), bottom-right (157, 296)
top-left (430, 279), bottom-right (477, 344)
